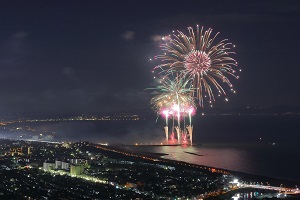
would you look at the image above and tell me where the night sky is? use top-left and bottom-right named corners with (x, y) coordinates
top-left (0, 0), bottom-right (299, 113)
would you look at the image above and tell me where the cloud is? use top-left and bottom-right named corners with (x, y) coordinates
top-left (151, 35), bottom-right (171, 42)
top-left (62, 67), bottom-right (75, 78)
top-left (10, 31), bottom-right (30, 53)
top-left (122, 31), bottom-right (135, 40)
top-left (61, 67), bottom-right (82, 83)
top-left (151, 35), bottom-right (162, 42)
top-left (11, 31), bottom-right (30, 39)
top-left (0, 31), bottom-right (30, 67)
top-left (113, 89), bottom-right (149, 105)
top-left (40, 88), bottom-right (95, 111)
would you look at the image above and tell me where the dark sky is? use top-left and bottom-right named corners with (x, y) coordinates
top-left (0, 0), bottom-right (299, 113)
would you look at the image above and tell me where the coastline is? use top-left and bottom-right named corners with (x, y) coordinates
top-left (97, 144), bottom-right (300, 188)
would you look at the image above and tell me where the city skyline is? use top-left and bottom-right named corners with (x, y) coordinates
top-left (0, 1), bottom-right (299, 113)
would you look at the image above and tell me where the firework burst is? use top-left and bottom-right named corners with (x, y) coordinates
top-left (154, 25), bottom-right (239, 106)
top-left (150, 77), bottom-right (196, 113)
top-left (149, 77), bottom-right (196, 144)
top-left (148, 24), bottom-right (240, 144)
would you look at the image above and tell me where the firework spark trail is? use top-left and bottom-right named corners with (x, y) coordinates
top-left (154, 25), bottom-right (240, 107)
top-left (149, 25), bottom-right (240, 144)
top-left (149, 78), bottom-right (196, 144)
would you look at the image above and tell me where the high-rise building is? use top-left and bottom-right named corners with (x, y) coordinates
top-left (55, 160), bottom-right (62, 169)
top-left (70, 158), bottom-right (86, 165)
top-left (62, 161), bottom-right (69, 169)
top-left (10, 148), bottom-right (23, 156)
top-left (28, 147), bottom-right (32, 155)
top-left (43, 162), bottom-right (55, 171)
top-left (70, 164), bottom-right (84, 176)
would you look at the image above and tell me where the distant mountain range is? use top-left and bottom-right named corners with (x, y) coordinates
top-left (0, 105), bottom-right (299, 121)
top-left (140, 105), bottom-right (300, 116)
top-left (221, 105), bottom-right (300, 114)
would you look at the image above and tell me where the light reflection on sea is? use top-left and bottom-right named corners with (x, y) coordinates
top-left (128, 143), bottom-right (300, 182)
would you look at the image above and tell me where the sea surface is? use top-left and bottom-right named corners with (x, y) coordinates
top-left (2, 114), bottom-right (300, 181)
top-left (126, 143), bottom-right (300, 182)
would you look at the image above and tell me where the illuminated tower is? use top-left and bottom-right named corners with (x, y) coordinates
top-left (28, 147), bottom-right (32, 155)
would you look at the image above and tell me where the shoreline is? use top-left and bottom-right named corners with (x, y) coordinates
top-left (98, 144), bottom-right (300, 188)
top-left (124, 143), bottom-right (202, 147)
top-left (124, 143), bottom-right (300, 184)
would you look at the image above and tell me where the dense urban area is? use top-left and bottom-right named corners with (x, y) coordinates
top-left (0, 139), bottom-right (299, 199)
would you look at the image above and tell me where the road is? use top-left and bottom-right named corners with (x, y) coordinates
top-left (240, 183), bottom-right (300, 195)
